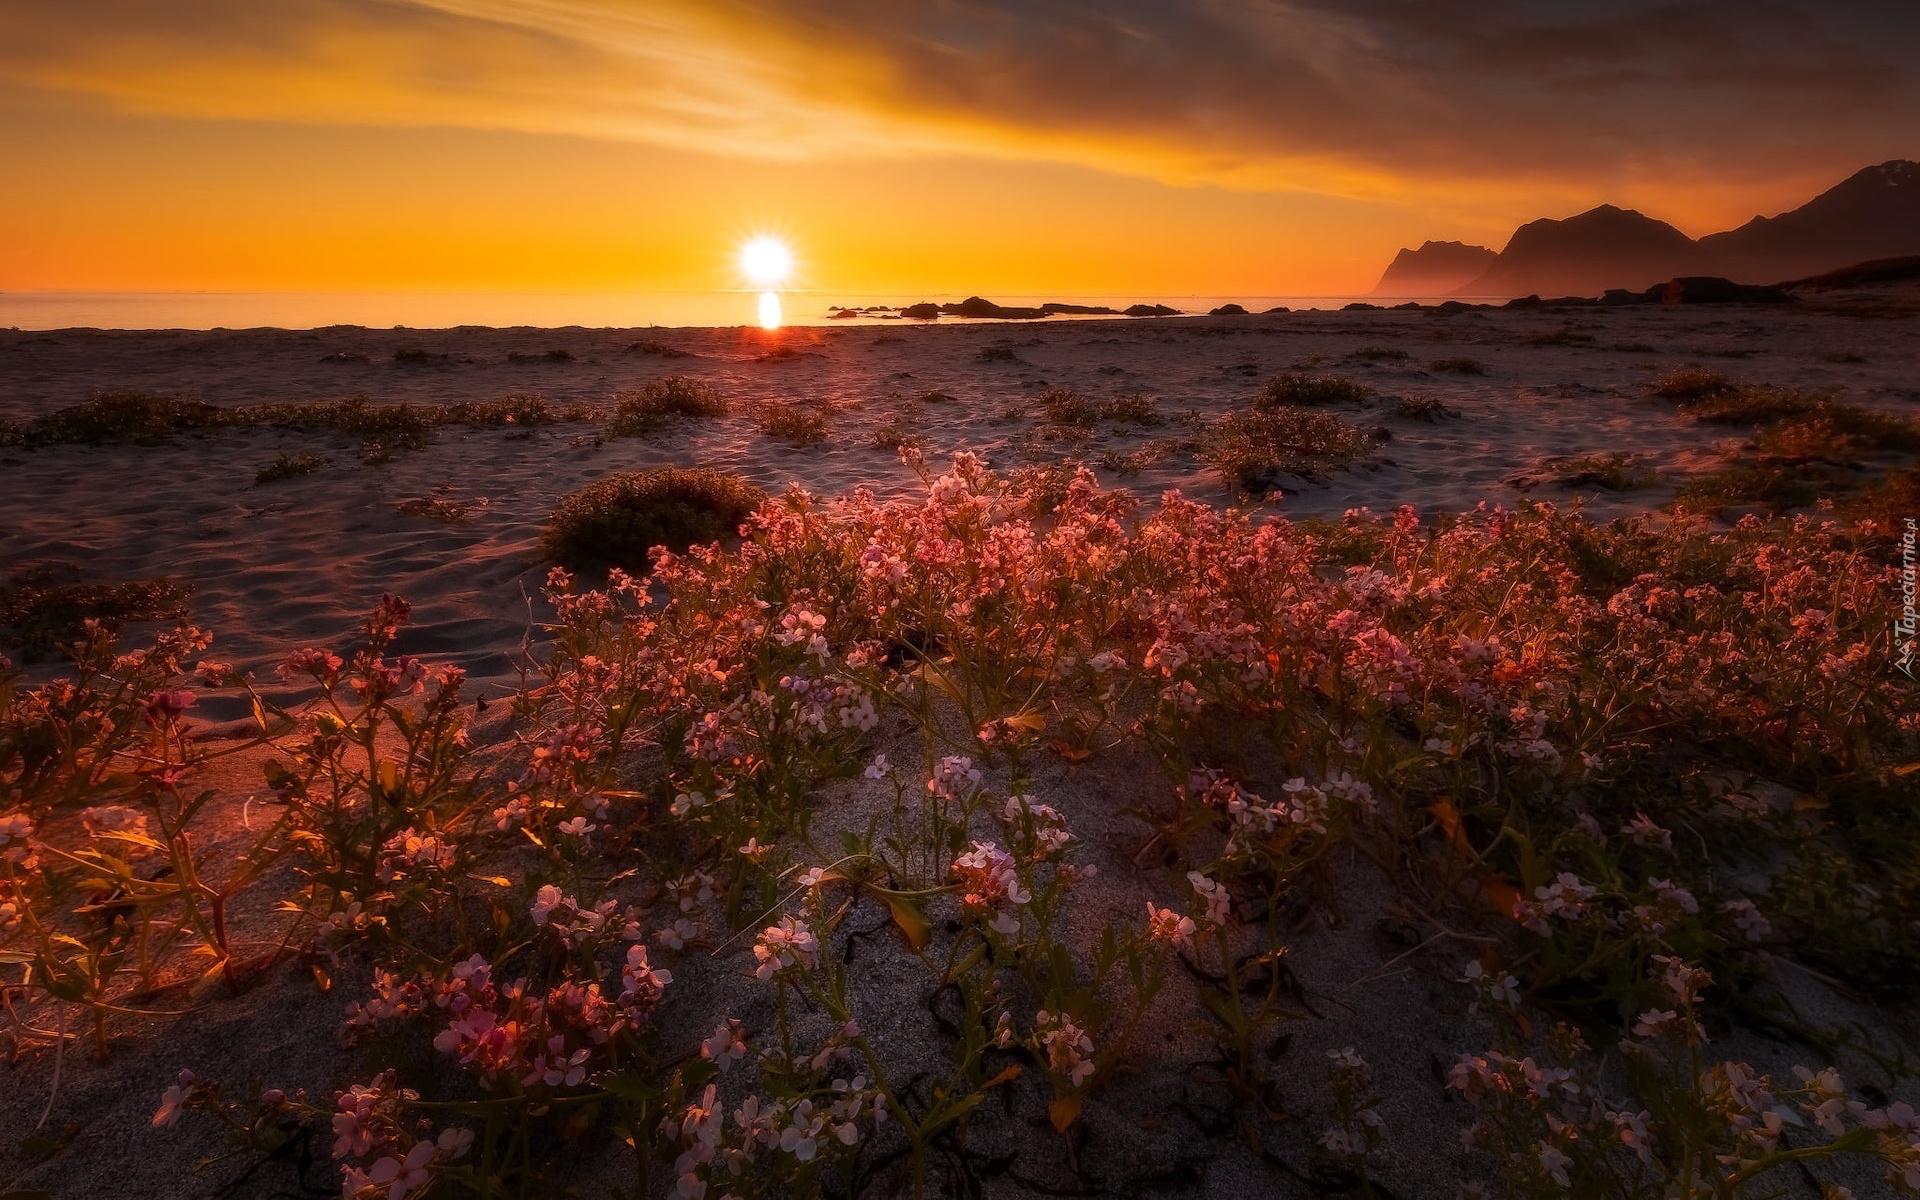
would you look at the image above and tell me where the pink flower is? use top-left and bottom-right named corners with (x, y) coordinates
top-left (701, 1020), bottom-right (747, 1072)
top-left (1146, 903), bottom-right (1196, 950)
top-left (151, 1070), bottom-right (196, 1129)
top-left (144, 690), bottom-right (196, 726)
top-left (365, 1140), bottom-right (436, 1200)
top-left (753, 917), bottom-right (820, 980)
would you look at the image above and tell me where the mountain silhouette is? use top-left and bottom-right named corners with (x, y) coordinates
top-left (1391, 161), bottom-right (1920, 298)
top-left (1699, 160), bottom-right (1920, 280)
top-left (1456, 205), bottom-right (1699, 298)
top-left (1371, 240), bottom-right (1497, 295)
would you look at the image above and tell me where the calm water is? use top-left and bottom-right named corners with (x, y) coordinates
top-left (0, 290), bottom-right (1419, 332)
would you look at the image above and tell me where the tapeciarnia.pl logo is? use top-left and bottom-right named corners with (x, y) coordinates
top-left (1899, 517), bottom-right (1917, 679)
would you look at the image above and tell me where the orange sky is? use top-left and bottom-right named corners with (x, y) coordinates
top-left (2, 1), bottom-right (1914, 297)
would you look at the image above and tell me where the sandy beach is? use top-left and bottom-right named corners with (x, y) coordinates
top-left (2, 303), bottom-right (1918, 1199)
top-left (4, 303), bottom-right (1914, 695)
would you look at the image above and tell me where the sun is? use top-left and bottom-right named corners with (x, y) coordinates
top-left (739, 236), bottom-right (793, 287)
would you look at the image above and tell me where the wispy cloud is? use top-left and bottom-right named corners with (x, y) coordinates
top-left (6, 0), bottom-right (1915, 218)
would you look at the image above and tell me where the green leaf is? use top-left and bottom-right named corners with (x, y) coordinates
top-left (1197, 987), bottom-right (1248, 1035)
top-left (595, 1070), bottom-right (662, 1105)
top-left (96, 830), bottom-right (166, 851)
top-left (867, 886), bottom-right (933, 953)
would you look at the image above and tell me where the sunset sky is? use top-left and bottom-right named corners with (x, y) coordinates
top-left (3, 1), bottom-right (1917, 297)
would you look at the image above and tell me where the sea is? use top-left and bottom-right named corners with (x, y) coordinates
top-left (0, 290), bottom-right (1442, 332)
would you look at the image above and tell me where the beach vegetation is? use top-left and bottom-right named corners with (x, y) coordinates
top-left (4, 457), bottom-right (1918, 1200)
top-left (542, 466), bottom-right (764, 571)
top-left (12, 392), bottom-right (556, 459)
top-left (255, 450), bottom-right (328, 484)
top-left (1096, 391), bottom-right (1163, 425)
top-left (1208, 407), bottom-right (1378, 490)
top-left (868, 414), bottom-right (925, 452)
top-left (0, 564), bottom-right (192, 662)
top-left (608, 376), bottom-right (728, 435)
top-left (1038, 386), bottom-right (1097, 427)
top-left (1393, 395), bottom-right (1462, 420)
top-left (1521, 325), bottom-right (1594, 347)
top-left (1553, 451), bottom-right (1659, 490)
top-left (1255, 372), bottom-right (1373, 408)
top-left (754, 401), bottom-right (830, 446)
top-left (1648, 366), bottom-right (1736, 403)
top-left (626, 339), bottom-right (694, 358)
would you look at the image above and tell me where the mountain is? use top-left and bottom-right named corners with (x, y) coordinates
top-left (1784, 254), bottom-right (1920, 292)
top-left (1456, 205), bottom-right (1699, 298)
top-left (1384, 161), bottom-right (1920, 299)
top-left (1699, 160), bottom-right (1920, 280)
top-left (1371, 240), bottom-right (1497, 296)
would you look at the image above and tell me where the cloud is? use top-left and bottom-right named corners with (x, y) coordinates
top-left (5, 0), bottom-right (1915, 217)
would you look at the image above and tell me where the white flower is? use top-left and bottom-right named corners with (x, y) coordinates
top-left (1187, 871), bottom-right (1232, 926)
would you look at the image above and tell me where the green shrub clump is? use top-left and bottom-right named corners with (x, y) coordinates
top-left (0, 565), bottom-right (192, 662)
top-left (1393, 395), bottom-right (1461, 421)
top-left (609, 377), bottom-right (728, 436)
top-left (255, 451), bottom-right (329, 485)
top-left (1208, 408), bottom-right (1378, 490)
top-left (1648, 366), bottom-right (1736, 403)
top-left (755, 403), bottom-right (829, 446)
top-left (1038, 387), bottom-right (1097, 427)
top-left (1255, 373), bottom-right (1372, 409)
top-left (1096, 392), bottom-right (1162, 426)
top-left (543, 467), bottom-right (765, 571)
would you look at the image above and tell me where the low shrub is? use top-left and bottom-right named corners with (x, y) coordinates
top-left (1096, 392), bottom-right (1162, 426)
top-left (609, 377), bottom-right (727, 436)
top-left (869, 415), bottom-right (926, 452)
top-left (16, 392), bottom-right (557, 457)
top-left (24, 392), bottom-right (227, 445)
top-left (1208, 407), bottom-right (1377, 489)
top-left (1750, 404), bottom-right (1920, 460)
top-left (626, 339), bottom-right (693, 358)
top-left (1837, 467), bottom-right (1920, 540)
top-left (755, 402), bottom-right (829, 447)
top-left (1648, 366), bottom-right (1736, 403)
top-left (1393, 395), bottom-right (1461, 421)
top-left (543, 467), bottom-right (765, 571)
top-left (1677, 387), bottom-right (1827, 424)
top-left (0, 565), bottom-right (192, 661)
top-left (255, 451), bottom-right (328, 485)
top-left (1097, 437), bottom-right (1193, 476)
top-left (1038, 387), bottom-right (1097, 427)
top-left (1428, 357), bottom-right (1486, 375)
top-left (1255, 373), bottom-right (1372, 409)
top-left (1673, 464), bottom-right (1824, 514)
top-left (1522, 325), bottom-right (1594, 347)
top-left (397, 488), bottom-right (489, 523)
top-left (1555, 451), bottom-right (1658, 491)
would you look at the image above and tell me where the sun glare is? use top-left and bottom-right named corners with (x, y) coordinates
top-left (739, 236), bottom-right (793, 287)
top-left (758, 290), bottom-right (783, 329)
